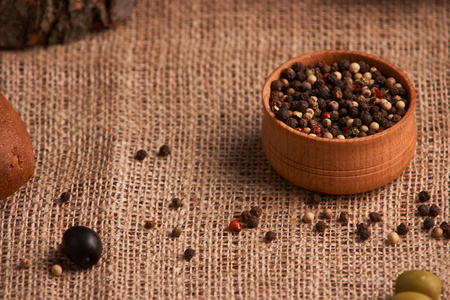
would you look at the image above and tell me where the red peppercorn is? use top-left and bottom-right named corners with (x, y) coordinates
top-left (312, 126), bottom-right (321, 134)
top-left (321, 112), bottom-right (331, 119)
top-left (376, 92), bottom-right (384, 98)
top-left (353, 84), bottom-right (361, 93)
top-left (342, 126), bottom-right (349, 132)
top-left (229, 220), bottom-right (242, 233)
top-left (323, 73), bottom-right (329, 80)
top-left (371, 87), bottom-right (379, 95)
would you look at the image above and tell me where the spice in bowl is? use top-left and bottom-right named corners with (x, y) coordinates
top-left (269, 59), bottom-right (408, 139)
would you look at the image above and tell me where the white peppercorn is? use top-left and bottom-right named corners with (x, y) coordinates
top-left (51, 264), bottom-right (63, 276)
top-left (346, 118), bottom-right (354, 127)
top-left (334, 71), bottom-right (342, 80)
top-left (362, 88), bottom-right (372, 98)
top-left (388, 231), bottom-right (399, 244)
top-left (369, 67), bottom-right (377, 73)
top-left (395, 100), bottom-right (406, 109)
top-left (370, 122), bottom-right (380, 131)
top-left (307, 75), bottom-right (317, 84)
top-left (360, 125), bottom-right (368, 132)
top-left (363, 72), bottom-right (372, 79)
top-left (337, 134), bottom-right (345, 140)
top-left (353, 73), bottom-right (362, 80)
top-left (323, 132), bottom-right (333, 139)
top-left (322, 208), bottom-right (333, 219)
top-left (303, 127), bottom-right (311, 134)
top-left (381, 101), bottom-right (392, 111)
top-left (293, 111), bottom-right (303, 119)
top-left (394, 83), bottom-right (403, 88)
top-left (349, 62), bottom-right (360, 74)
top-left (309, 133), bottom-right (317, 137)
top-left (432, 227), bottom-right (443, 238)
top-left (302, 212), bottom-right (315, 223)
top-left (351, 101), bottom-right (359, 108)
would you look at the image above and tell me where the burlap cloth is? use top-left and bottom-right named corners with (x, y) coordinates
top-left (1, 0), bottom-right (449, 299)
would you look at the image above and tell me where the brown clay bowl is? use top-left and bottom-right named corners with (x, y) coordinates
top-left (261, 50), bottom-right (416, 195)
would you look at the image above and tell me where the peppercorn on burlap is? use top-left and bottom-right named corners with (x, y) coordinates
top-left (1, 0), bottom-right (449, 299)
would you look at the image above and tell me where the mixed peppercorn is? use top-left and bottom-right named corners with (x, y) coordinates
top-left (269, 60), bottom-right (409, 139)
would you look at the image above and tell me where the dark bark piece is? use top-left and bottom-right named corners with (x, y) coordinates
top-left (0, 0), bottom-right (137, 48)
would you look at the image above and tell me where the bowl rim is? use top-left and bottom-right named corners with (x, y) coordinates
top-left (262, 50), bottom-right (417, 143)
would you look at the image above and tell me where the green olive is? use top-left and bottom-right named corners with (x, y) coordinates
top-left (391, 292), bottom-right (432, 300)
top-left (395, 270), bottom-right (441, 300)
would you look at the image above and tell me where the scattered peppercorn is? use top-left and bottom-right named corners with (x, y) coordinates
top-left (359, 229), bottom-right (371, 241)
top-left (144, 220), bottom-right (157, 229)
top-left (428, 204), bottom-right (441, 217)
top-left (135, 149), bottom-right (148, 161)
top-left (19, 258), bottom-right (31, 269)
top-left (396, 223), bottom-right (409, 236)
top-left (322, 208), bottom-right (333, 219)
top-left (418, 191), bottom-right (431, 202)
top-left (229, 220), bottom-right (243, 233)
top-left (240, 210), bottom-right (252, 223)
top-left (171, 198), bottom-right (183, 209)
top-left (417, 204), bottom-right (429, 216)
top-left (388, 231), bottom-right (399, 244)
top-left (423, 218), bottom-right (435, 230)
top-left (315, 221), bottom-right (327, 233)
top-left (356, 222), bottom-right (368, 233)
top-left (158, 145), bottom-right (171, 157)
top-left (51, 264), bottom-right (63, 276)
top-left (369, 212), bottom-right (383, 223)
top-left (171, 226), bottom-right (183, 237)
top-left (245, 216), bottom-right (259, 229)
top-left (431, 227), bottom-right (443, 238)
top-left (302, 212), bottom-right (315, 223)
top-left (265, 231), bottom-right (276, 242)
top-left (250, 206), bottom-right (262, 218)
top-left (440, 221), bottom-right (450, 232)
top-left (338, 212), bottom-right (350, 223)
top-left (60, 192), bottom-right (70, 202)
top-left (184, 248), bottom-right (196, 260)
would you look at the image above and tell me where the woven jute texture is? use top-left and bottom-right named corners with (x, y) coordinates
top-left (1, 0), bottom-right (449, 299)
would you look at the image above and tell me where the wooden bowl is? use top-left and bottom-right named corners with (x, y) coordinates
top-left (261, 50), bottom-right (416, 195)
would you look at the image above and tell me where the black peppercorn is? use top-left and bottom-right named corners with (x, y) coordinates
top-left (396, 223), bottom-right (409, 235)
top-left (338, 212), bottom-right (350, 223)
top-left (423, 218), bottom-right (435, 230)
top-left (250, 206), bottom-right (262, 218)
top-left (245, 216), bottom-right (259, 229)
top-left (60, 192), bottom-right (71, 202)
top-left (349, 107), bottom-right (360, 118)
top-left (326, 73), bottom-right (339, 85)
top-left (330, 110), bottom-right (340, 121)
top-left (369, 212), bottom-right (382, 223)
top-left (440, 221), bottom-right (450, 232)
top-left (240, 210), bottom-right (252, 223)
top-left (285, 117), bottom-right (298, 129)
top-left (429, 204), bottom-right (441, 217)
top-left (184, 248), bottom-right (196, 260)
top-left (158, 145), bottom-right (171, 157)
top-left (290, 80), bottom-right (302, 91)
top-left (271, 80), bottom-right (284, 92)
top-left (145, 220), bottom-right (157, 229)
top-left (296, 72), bottom-right (307, 82)
top-left (417, 204), bottom-right (429, 216)
top-left (356, 223), bottom-right (368, 233)
top-left (359, 101), bottom-right (370, 112)
top-left (418, 191), bottom-right (431, 202)
top-left (338, 59), bottom-right (350, 72)
top-left (265, 231), bottom-right (276, 242)
top-left (280, 68), bottom-right (296, 80)
top-left (352, 118), bottom-right (362, 128)
top-left (315, 221), bottom-right (327, 233)
top-left (359, 229), bottom-right (371, 241)
top-left (171, 198), bottom-right (183, 209)
top-left (135, 149), bottom-right (148, 161)
top-left (276, 107), bottom-right (290, 121)
top-left (292, 62), bottom-right (305, 72)
top-left (301, 82), bottom-right (312, 92)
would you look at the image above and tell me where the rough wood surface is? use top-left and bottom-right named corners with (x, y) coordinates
top-left (0, 0), bottom-right (137, 48)
top-left (261, 50), bottom-right (417, 195)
